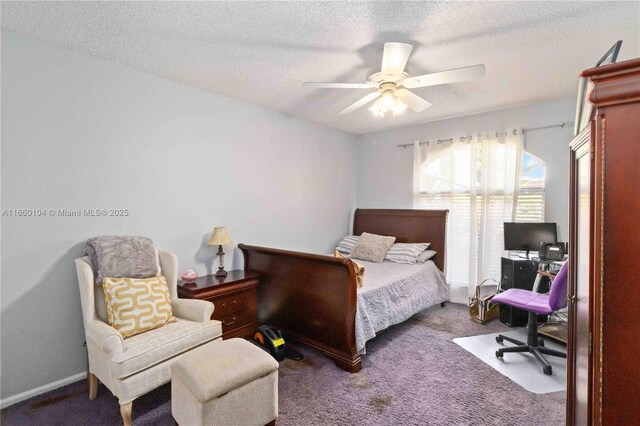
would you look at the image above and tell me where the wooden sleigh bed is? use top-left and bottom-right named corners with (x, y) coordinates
top-left (238, 208), bottom-right (448, 373)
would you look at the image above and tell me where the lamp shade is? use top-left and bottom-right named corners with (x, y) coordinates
top-left (208, 227), bottom-right (232, 246)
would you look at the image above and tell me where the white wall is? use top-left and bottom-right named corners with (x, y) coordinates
top-left (357, 98), bottom-right (575, 242)
top-left (0, 31), bottom-right (357, 401)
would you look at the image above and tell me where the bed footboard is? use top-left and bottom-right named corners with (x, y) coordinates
top-left (239, 244), bottom-right (361, 373)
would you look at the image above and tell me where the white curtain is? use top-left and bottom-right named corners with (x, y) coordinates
top-left (414, 130), bottom-right (524, 303)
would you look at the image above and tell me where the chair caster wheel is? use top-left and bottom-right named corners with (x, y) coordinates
top-left (495, 350), bottom-right (503, 359)
top-left (496, 336), bottom-right (503, 343)
top-left (538, 338), bottom-right (545, 347)
top-left (543, 366), bottom-right (552, 375)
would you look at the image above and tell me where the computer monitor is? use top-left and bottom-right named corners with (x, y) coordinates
top-left (503, 222), bottom-right (557, 258)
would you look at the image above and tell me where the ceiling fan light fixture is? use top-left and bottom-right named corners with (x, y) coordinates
top-left (392, 99), bottom-right (408, 116)
top-left (381, 90), bottom-right (396, 110)
top-left (368, 99), bottom-right (385, 117)
top-left (370, 84), bottom-right (406, 117)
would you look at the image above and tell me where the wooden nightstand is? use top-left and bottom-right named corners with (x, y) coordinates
top-left (177, 270), bottom-right (259, 339)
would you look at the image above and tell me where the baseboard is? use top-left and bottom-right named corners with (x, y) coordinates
top-left (0, 371), bottom-right (87, 409)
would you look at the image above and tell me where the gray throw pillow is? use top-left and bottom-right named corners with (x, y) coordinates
top-left (350, 232), bottom-right (396, 263)
top-left (86, 236), bottom-right (158, 283)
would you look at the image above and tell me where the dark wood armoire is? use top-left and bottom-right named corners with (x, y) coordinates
top-left (567, 58), bottom-right (640, 425)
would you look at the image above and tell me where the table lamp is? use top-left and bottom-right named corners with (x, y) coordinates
top-left (208, 226), bottom-right (232, 278)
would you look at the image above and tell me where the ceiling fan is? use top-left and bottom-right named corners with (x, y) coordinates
top-left (304, 42), bottom-right (485, 117)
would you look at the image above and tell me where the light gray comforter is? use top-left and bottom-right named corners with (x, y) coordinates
top-left (355, 260), bottom-right (448, 353)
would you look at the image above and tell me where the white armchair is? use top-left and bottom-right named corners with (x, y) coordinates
top-left (75, 249), bottom-right (222, 426)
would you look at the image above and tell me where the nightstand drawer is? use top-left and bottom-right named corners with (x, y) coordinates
top-left (218, 310), bottom-right (253, 334)
top-left (177, 271), bottom-right (259, 339)
top-left (211, 290), bottom-right (254, 318)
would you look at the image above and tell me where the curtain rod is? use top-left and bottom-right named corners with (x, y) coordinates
top-left (396, 121), bottom-right (574, 149)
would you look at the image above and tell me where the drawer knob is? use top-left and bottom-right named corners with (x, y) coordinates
top-left (223, 317), bottom-right (237, 326)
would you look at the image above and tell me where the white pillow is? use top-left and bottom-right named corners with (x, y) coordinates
top-left (416, 250), bottom-right (437, 263)
top-left (385, 243), bottom-right (430, 264)
top-left (335, 235), bottom-right (359, 254)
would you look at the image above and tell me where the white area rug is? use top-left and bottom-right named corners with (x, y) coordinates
top-left (453, 329), bottom-right (566, 394)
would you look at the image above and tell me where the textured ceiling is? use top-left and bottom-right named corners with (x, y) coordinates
top-left (2, 1), bottom-right (639, 134)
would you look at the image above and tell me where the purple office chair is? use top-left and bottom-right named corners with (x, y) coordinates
top-left (492, 261), bottom-right (568, 375)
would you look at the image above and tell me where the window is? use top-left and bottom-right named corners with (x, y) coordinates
top-left (415, 137), bottom-right (546, 299)
top-left (477, 151), bottom-right (546, 281)
top-left (516, 152), bottom-right (545, 222)
top-left (417, 150), bottom-right (546, 223)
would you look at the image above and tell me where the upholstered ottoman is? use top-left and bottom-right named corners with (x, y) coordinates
top-left (171, 338), bottom-right (279, 426)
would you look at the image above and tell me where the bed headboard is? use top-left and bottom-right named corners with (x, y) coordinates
top-left (353, 209), bottom-right (448, 272)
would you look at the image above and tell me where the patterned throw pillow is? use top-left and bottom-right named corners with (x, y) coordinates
top-left (86, 236), bottom-right (159, 284)
top-left (350, 232), bottom-right (396, 263)
top-left (102, 276), bottom-right (176, 338)
top-left (334, 251), bottom-right (365, 288)
top-left (335, 235), bottom-right (359, 254)
top-left (385, 243), bottom-right (431, 264)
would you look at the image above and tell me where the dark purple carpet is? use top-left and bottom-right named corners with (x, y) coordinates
top-left (1, 304), bottom-right (565, 425)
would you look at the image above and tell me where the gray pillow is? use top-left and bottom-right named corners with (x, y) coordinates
top-left (417, 250), bottom-right (437, 263)
top-left (385, 243), bottom-right (430, 264)
top-left (86, 236), bottom-right (158, 283)
top-left (350, 232), bottom-right (396, 263)
top-left (335, 235), bottom-right (359, 254)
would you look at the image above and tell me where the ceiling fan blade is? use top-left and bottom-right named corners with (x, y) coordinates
top-left (381, 42), bottom-right (413, 77)
top-left (338, 92), bottom-right (381, 115)
top-left (303, 82), bottom-right (375, 89)
top-left (402, 64), bottom-right (486, 89)
top-left (396, 89), bottom-right (432, 112)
